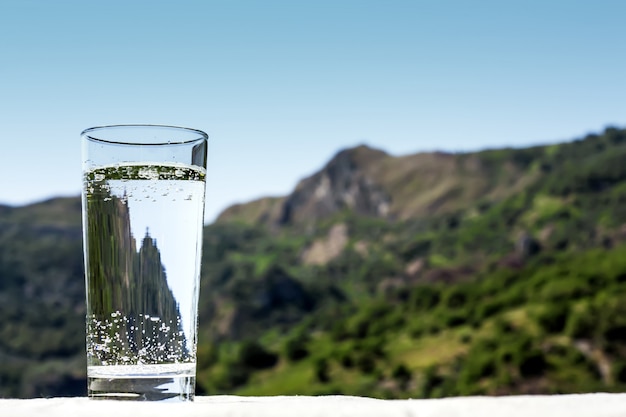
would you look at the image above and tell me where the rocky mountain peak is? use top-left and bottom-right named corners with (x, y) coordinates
top-left (278, 145), bottom-right (391, 226)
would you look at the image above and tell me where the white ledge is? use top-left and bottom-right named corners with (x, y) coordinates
top-left (3, 394), bottom-right (626, 417)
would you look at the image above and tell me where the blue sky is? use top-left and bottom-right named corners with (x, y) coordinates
top-left (1, 0), bottom-right (626, 222)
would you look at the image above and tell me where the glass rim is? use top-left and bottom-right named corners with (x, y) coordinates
top-left (81, 124), bottom-right (208, 146)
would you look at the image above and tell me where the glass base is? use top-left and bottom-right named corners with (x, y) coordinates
top-left (87, 364), bottom-right (196, 401)
top-left (88, 375), bottom-right (195, 401)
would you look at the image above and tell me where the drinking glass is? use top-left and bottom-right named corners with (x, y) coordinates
top-left (81, 125), bottom-right (208, 401)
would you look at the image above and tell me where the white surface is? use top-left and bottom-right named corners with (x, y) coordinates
top-left (2, 394), bottom-right (626, 417)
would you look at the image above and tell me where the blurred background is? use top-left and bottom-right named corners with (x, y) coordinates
top-left (2, 0), bottom-right (626, 398)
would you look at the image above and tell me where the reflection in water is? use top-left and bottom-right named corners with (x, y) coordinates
top-left (85, 189), bottom-right (189, 366)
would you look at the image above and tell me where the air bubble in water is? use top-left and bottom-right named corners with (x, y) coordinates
top-left (138, 166), bottom-right (159, 180)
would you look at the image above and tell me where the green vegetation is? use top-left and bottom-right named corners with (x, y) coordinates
top-left (3, 127), bottom-right (626, 398)
top-left (193, 240), bottom-right (626, 397)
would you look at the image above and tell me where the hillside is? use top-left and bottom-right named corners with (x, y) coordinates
top-left (200, 126), bottom-right (626, 396)
top-left (0, 197), bottom-right (85, 397)
top-left (2, 126), bottom-right (626, 398)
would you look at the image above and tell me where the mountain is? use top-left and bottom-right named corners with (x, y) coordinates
top-left (216, 143), bottom-right (540, 227)
top-left (202, 126), bottom-right (626, 396)
top-left (3, 126), bottom-right (626, 398)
